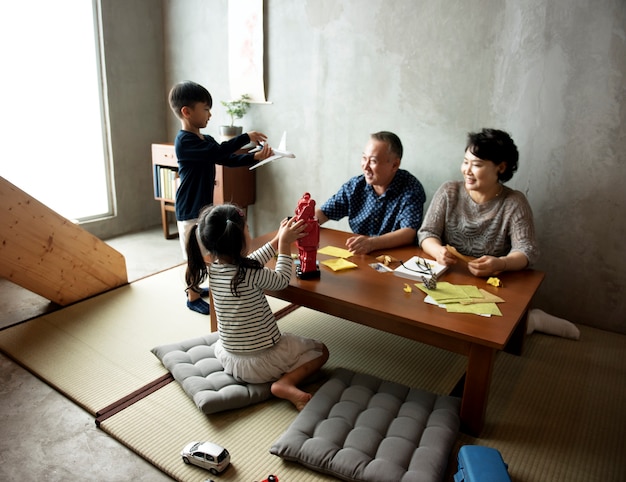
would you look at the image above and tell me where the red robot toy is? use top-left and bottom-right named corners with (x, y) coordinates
top-left (293, 192), bottom-right (320, 279)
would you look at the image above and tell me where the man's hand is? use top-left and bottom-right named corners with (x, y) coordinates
top-left (345, 235), bottom-right (373, 254)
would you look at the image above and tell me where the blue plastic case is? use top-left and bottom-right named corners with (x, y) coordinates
top-left (453, 445), bottom-right (511, 482)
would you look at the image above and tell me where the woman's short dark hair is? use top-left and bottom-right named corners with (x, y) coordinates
top-left (466, 128), bottom-right (519, 182)
top-left (168, 81), bottom-right (213, 119)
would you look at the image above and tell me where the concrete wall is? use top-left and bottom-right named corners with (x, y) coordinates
top-left (91, 0), bottom-right (624, 333)
top-left (160, 0), bottom-right (626, 334)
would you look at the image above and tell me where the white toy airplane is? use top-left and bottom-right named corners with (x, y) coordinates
top-left (249, 131), bottom-right (295, 169)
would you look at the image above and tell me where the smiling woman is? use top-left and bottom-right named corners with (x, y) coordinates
top-left (418, 128), bottom-right (539, 276)
top-left (0, 0), bottom-right (110, 222)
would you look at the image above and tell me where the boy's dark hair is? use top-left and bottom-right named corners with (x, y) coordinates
top-left (185, 203), bottom-right (262, 297)
top-left (466, 128), bottom-right (519, 182)
top-left (168, 81), bottom-right (213, 119)
top-left (371, 131), bottom-right (403, 160)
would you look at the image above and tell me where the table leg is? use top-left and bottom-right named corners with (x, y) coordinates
top-left (504, 310), bottom-right (528, 356)
top-left (460, 343), bottom-right (496, 436)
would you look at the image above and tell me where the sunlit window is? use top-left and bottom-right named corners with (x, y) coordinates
top-left (0, 0), bottom-right (110, 221)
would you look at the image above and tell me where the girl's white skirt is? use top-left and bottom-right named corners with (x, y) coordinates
top-left (214, 332), bottom-right (324, 384)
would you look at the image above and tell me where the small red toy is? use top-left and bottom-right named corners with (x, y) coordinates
top-left (258, 475), bottom-right (278, 482)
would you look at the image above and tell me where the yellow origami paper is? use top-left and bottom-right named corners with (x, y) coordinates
top-left (418, 282), bottom-right (504, 316)
top-left (416, 282), bottom-right (472, 303)
top-left (487, 277), bottom-right (503, 287)
top-left (459, 289), bottom-right (505, 305)
top-left (318, 246), bottom-right (354, 258)
top-left (459, 285), bottom-right (482, 298)
top-left (446, 302), bottom-right (502, 316)
top-left (321, 258), bottom-right (358, 271)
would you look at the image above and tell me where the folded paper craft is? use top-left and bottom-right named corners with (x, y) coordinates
top-left (318, 245), bottom-right (354, 258)
top-left (321, 258), bottom-right (358, 271)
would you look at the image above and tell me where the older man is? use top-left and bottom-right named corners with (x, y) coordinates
top-left (315, 131), bottom-right (426, 254)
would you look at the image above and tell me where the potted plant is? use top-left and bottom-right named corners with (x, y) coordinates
top-left (219, 94), bottom-right (251, 140)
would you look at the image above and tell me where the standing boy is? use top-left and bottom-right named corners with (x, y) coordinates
top-left (168, 80), bottom-right (273, 314)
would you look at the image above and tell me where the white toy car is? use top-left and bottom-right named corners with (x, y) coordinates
top-left (181, 441), bottom-right (230, 475)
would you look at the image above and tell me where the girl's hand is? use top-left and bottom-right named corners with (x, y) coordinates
top-left (278, 217), bottom-right (307, 245)
top-left (277, 218), bottom-right (307, 255)
top-left (274, 217), bottom-right (307, 255)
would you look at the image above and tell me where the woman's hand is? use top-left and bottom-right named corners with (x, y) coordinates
top-left (421, 238), bottom-right (457, 267)
top-left (435, 246), bottom-right (458, 267)
top-left (468, 252), bottom-right (527, 277)
top-left (467, 255), bottom-right (504, 277)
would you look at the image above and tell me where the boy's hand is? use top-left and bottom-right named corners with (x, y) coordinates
top-left (253, 143), bottom-right (274, 161)
top-left (247, 131), bottom-right (267, 144)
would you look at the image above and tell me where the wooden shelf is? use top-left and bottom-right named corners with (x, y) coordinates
top-left (151, 144), bottom-right (256, 239)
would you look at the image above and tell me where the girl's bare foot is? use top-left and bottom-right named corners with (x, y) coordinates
top-left (271, 381), bottom-right (312, 411)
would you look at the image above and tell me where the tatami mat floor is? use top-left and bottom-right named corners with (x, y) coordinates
top-left (0, 226), bottom-right (182, 482)
top-left (4, 226), bottom-right (623, 481)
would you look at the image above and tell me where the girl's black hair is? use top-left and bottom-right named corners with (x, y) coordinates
top-left (185, 203), bottom-right (262, 297)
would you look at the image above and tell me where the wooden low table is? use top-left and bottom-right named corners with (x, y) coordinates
top-left (238, 228), bottom-right (544, 435)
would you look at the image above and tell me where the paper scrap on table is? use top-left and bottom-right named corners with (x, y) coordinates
top-left (419, 282), bottom-right (504, 317)
top-left (370, 262), bottom-right (393, 273)
top-left (318, 246), bottom-right (353, 258)
top-left (321, 258), bottom-right (358, 271)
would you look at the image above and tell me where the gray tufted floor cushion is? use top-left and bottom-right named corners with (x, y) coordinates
top-left (270, 368), bottom-right (460, 482)
top-left (151, 332), bottom-right (272, 414)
